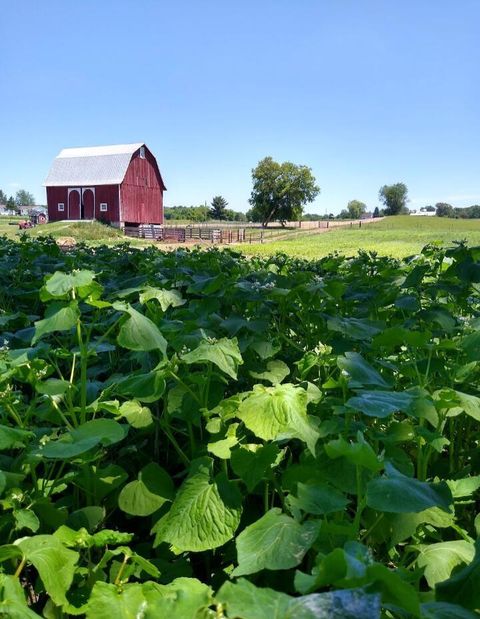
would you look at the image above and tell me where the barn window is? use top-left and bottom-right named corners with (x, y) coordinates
top-left (139, 146), bottom-right (145, 158)
top-left (100, 203), bottom-right (108, 212)
top-left (58, 203), bottom-right (65, 211)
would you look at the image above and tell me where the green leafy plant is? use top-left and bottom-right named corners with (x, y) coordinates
top-left (0, 236), bottom-right (479, 617)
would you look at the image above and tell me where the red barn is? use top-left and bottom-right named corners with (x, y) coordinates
top-left (44, 143), bottom-right (166, 226)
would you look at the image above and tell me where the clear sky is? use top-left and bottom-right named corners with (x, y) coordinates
top-left (1, 0), bottom-right (479, 214)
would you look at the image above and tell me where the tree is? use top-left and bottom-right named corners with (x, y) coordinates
top-left (378, 183), bottom-right (408, 215)
top-left (346, 199), bottom-right (367, 219)
top-left (435, 202), bottom-right (454, 218)
top-left (210, 196), bottom-right (228, 220)
top-left (249, 157), bottom-right (320, 227)
top-left (0, 189), bottom-right (7, 205)
top-left (15, 189), bottom-right (35, 206)
top-left (6, 196), bottom-right (18, 214)
top-left (373, 206), bottom-right (380, 218)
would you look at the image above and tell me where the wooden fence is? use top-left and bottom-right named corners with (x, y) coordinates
top-left (124, 219), bottom-right (376, 244)
top-left (125, 225), bottom-right (260, 244)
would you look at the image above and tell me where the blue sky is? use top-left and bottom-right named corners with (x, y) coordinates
top-left (1, 0), bottom-right (479, 214)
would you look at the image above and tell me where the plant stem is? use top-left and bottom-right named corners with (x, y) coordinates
top-left (76, 320), bottom-right (88, 424)
top-left (14, 557), bottom-right (26, 578)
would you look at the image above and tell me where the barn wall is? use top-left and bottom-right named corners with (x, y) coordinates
top-left (46, 185), bottom-right (120, 222)
top-left (46, 187), bottom-right (69, 221)
top-left (94, 185), bottom-right (119, 223)
top-left (120, 150), bottom-right (164, 224)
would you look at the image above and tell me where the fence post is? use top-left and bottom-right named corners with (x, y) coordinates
top-left (327, 221), bottom-right (329, 228)
top-left (261, 231), bottom-right (264, 243)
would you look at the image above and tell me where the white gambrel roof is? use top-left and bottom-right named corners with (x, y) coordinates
top-left (44, 143), bottom-right (144, 186)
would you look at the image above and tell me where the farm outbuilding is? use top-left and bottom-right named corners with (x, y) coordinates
top-left (44, 143), bottom-right (166, 226)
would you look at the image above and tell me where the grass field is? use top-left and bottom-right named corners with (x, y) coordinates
top-left (241, 216), bottom-right (480, 258)
top-left (3, 215), bottom-right (480, 257)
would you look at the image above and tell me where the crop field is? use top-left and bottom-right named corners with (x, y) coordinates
top-left (241, 216), bottom-right (480, 259)
top-left (1, 236), bottom-right (480, 617)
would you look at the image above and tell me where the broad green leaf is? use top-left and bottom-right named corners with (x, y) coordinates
top-left (118, 400), bottom-right (153, 428)
top-left (372, 325), bottom-right (429, 350)
top-left (54, 525), bottom-right (133, 549)
top-left (0, 425), bottom-right (33, 450)
top-left (0, 573), bottom-right (41, 618)
top-left (366, 465), bottom-right (452, 513)
top-left (250, 359), bottom-right (290, 385)
top-left (32, 302), bottom-right (79, 344)
top-left (118, 463), bottom-right (174, 516)
top-left (35, 378), bottom-right (71, 396)
top-left (143, 578), bottom-right (213, 619)
top-left (250, 340), bottom-right (281, 359)
top-left (218, 579), bottom-right (381, 619)
top-left (232, 508), bottom-right (320, 576)
top-left (42, 270), bottom-right (95, 298)
top-left (327, 316), bottom-right (383, 340)
top-left (114, 303), bottom-right (167, 355)
top-left (449, 391), bottom-right (480, 421)
top-left (207, 423), bottom-right (239, 459)
top-left (152, 458), bottom-right (242, 552)
top-left (388, 507), bottom-right (454, 545)
top-left (436, 539), bottom-right (480, 609)
top-left (287, 482), bottom-right (349, 516)
top-left (86, 581), bottom-right (148, 619)
top-left (231, 443), bottom-right (281, 491)
top-left (0, 545), bottom-right (23, 563)
top-left (294, 542), bottom-right (373, 594)
top-left (15, 535), bottom-right (78, 607)
top-left (67, 506), bottom-right (105, 532)
top-left (447, 476), bottom-right (480, 498)
top-left (325, 433), bottom-right (382, 471)
top-left (14, 509), bottom-right (40, 532)
top-left (237, 383), bottom-right (319, 455)
top-left (365, 563), bottom-right (420, 616)
top-left (139, 287), bottom-right (186, 311)
top-left (337, 352), bottom-right (390, 388)
top-left (181, 337), bottom-right (243, 379)
top-left (460, 331), bottom-right (480, 361)
top-left (346, 390), bottom-right (415, 418)
top-left (86, 578), bottom-right (213, 619)
top-left (39, 419), bottom-right (127, 459)
top-left (113, 368), bottom-right (166, 403)
top-left (421, 601), bottom-right (479, 619)
top-left (413, 541), bottom-right (475, 587)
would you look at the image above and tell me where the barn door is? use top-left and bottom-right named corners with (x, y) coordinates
top-left (83, 189), bottom-right (94, 219)
top-left (68, 190), bottom-right (80, 219)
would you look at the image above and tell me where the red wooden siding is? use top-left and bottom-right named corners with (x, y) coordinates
top-left (46, 187), bottom-right (69, 221)
top-left (120, 149), bottom-right (164, 224)
top-left (94, 185), bottom-right (119, 223)
top-left (47, 186), bottom-right (119, 223)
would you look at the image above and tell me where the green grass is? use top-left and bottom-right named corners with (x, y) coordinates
top-left (0, 219), bottom-right (125, 244)
top-left (241, 216), bottom-right (480, 258)
top-left (3, 216), bottom-right (480, 257)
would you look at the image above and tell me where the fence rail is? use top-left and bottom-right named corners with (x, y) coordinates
top-left (124, 219), bottom-right (377, 244)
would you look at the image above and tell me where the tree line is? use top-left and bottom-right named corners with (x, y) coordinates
top-left (0, 189), bottom-right (36, 213)
top-left (165, 198), bottom-right (247, 222)
top-left (435, 203), bottom-right (480, 219)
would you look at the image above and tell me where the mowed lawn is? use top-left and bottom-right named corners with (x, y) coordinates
top-left (242, 216), bottom-right (480, 259)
